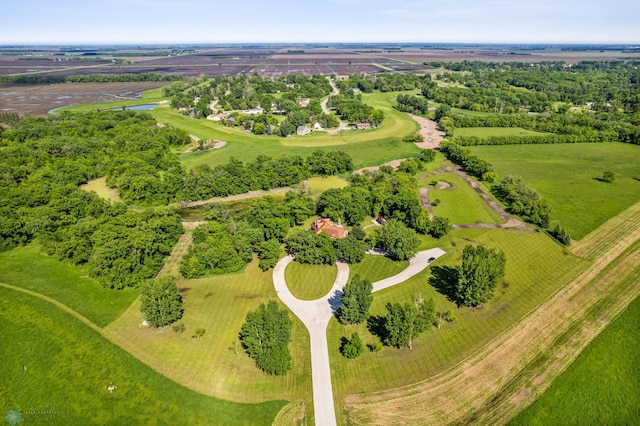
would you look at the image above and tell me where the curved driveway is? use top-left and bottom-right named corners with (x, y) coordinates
top-left (273, 248), bottom-right (446, 426)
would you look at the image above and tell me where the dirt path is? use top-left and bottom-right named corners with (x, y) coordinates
top-left (156, 233), bottom-right (194, 279)
top-left (182, 139), bottom-right (227, 154)
top-left (177, 187), bottom-right (293, 208)
top-left (433, 166), bottom-right (526, 230)
top-left (353, 159), bottom-right (408, 175)
top-left (273, 249), bottom-right (446, 426)
top-left (407, 113), bottom-right (445, 149)
top-left (344, 206), bottom-right (640, 424)
top-left (419, 187), bottom-right (434, 220)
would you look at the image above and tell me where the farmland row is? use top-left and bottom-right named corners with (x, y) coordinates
top-left (343, 209), bottom-right (640, 424)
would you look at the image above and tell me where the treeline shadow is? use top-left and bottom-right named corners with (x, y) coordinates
top-left (428, 265), bottom-right (461, 307)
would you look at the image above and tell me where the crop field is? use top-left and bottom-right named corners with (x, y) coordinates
top-left (510, 293), bottom-right (640, 425)
top-left (468, 143), bottom-right (640, 240)
top-left (0, 287), bottom-right (285, 425)
top-left (0, 82), bottom-right (165, 116)
top-left (285, 262), bottom-right (338, 300)
top-left (101, 258), bottom-right (313, 405)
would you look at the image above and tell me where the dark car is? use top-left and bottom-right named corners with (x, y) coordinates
top-left (428, 257), bottom-right (436, 263)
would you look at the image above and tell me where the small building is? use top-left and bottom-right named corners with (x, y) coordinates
top-left (355, 122), bottom-right (372, 130)
top-left (311, 218), bottom-right (348, 239)
top-left (312, 121), bottom-right (324, 131)
top-left (297, 125), bottom-right (311, 136)
top-left (297, 98), bottom-right (311, 107)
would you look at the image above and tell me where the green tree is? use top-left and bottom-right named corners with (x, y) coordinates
top-left (602, 170), bottom-right (616, 183)
top-left (341, 332), bottom-right (365, 359)
top-left (285, 230), bottom-right (336, 265)
top-left (256, 238), bottom-right (281, 271)
top-left (239, 301), bottom-right (292, 375)
top-left (139, 277), bottom-right (184, 327)
top-left (455, 245), bottom-right (507, 307)
top-left (337, 275), bottom-right (373, 324)
top-left (333, 235), bottom-right (366, 264)
top-left (383, 302), bottom-right (417, 349)
top-left (429, 216), bottom-right (451, 238)
top-left (374, 219), bottom-right (420, 260)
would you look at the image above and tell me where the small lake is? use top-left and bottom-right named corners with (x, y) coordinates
top-left (111, 104), bottom-right (159, 111)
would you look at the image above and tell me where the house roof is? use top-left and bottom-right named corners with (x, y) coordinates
top-left (311, 218), bottom-right (348, 239)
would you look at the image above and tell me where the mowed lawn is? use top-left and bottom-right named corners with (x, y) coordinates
top-left (0, 287), bottom-right (285, 425)
top-left (419, 172), bottom-right (504, 225)
top-left (285, 262), bottom-right (338, 300)
top-left (511, 294), bottom-right (640, 425)
top-left (0, 245), bottom-right (137, 328)
top-left (305, 176), bottom-right (349, 198)
top-left (454, 127), bottom-right (547, 138)
top-left (468, 143), bottom-right (640, 240)
top-left (328, 228), bottom-right (590, 423)
top-left (149, 91), bottom-right (420, 170)
top-left (102, 258), bottom-right (313, 406)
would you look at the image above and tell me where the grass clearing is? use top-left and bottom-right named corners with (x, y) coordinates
top-left (0, 287), bottom-right (285, 425)
top-left (102, 257), bottom-right (312, 405)
top-left (305, 176), bottom-right (349, 198)
top-left (419, 172), bottom-right (504, 225)
top-left (454, 127), bottom-right (547, 138)
top-left (349, 255), bottom-right (409, 284)
top-left (468, 143), bottom-right (640, 239)
top-left (0, 245), bottom-right (137, 328)
top-left (328, 228), bottom-right (590, 424)
top-left (285, 262), bottom-right (338, 300)
top-left (79, 177), bottom-right (122, 202)
top-left (510, 292), bottom-right (640, 425)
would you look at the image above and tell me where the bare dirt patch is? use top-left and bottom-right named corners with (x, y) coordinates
top-left (353, 159), bottom-right (407, 175)
top-left (182, 138), bottom-right (228, 153)
top-left (407, 113), bottom-right (445, 149)
top-left (0, 82), bottom-right (165, 116)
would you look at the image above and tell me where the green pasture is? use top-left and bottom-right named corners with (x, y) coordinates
top-left (328, 228), bottom-right (590, 423)
top-left (285, 262), bottom-right (338, 300)
top-left (349, 255), bottom-right (409, 284)
top-left (102, 258), bottom-right (312, 405)
top-left (468, 143), bottom-right (640, 239)
top-left (418, 172), bottom-right (504, 225)
top-left (0, 245), bottom-right (137, 328)
top-left (0, 287), bottom-right (285, 425)
top-left (511, 294), bottom-right (640, 425)
top-left (453, 127), bottom-right (547, 138)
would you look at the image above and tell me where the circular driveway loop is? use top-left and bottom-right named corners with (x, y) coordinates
top-left (273, 248), bottom-right (446, 426)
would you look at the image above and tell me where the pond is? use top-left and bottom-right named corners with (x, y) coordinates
top-left (111, 104), bottom-right (159, 111)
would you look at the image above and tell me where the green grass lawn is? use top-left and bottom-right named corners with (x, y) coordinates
top-left (510, 294), bottom-right (640, 426)
top-left (305, 176), bottom-right (349, 198)
top-left (102, 257), bottom-right (312, 406)
top-left (419, 172), bottom-right (504, 225)
top-left (285, 262), bottom-right (338, 300)
top-left (453, 127), bottom-right (547, 138)
top-left (0, 287), bottom-right (285, 425)
top-left (349, 255), bottom-right (409, 284)
top-left (328, 228), bottom-right (590, 423)
top-left (468, 143), bottom-right (640, 240)
top-left (0, 245), bottom-right (137, 328)
top-left (58, 87), bottom-right (166, 113)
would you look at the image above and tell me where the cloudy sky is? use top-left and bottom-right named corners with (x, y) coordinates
top-left (2, 0), bottom-right (639, 44)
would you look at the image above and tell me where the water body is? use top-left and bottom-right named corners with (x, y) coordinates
top-left (112, 104), bottom-right (159, 111)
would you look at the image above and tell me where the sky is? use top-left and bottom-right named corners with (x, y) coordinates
top-left (1, 0), bottom-right (639, 45)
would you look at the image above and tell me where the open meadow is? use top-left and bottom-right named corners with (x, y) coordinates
top-left (468, 143), bottom-right (640, 240)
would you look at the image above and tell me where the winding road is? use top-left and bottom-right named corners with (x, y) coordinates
top-left (273, 248), bottom-right (445, 426)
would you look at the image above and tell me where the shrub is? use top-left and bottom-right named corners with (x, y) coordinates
top-left (341, 333), bottom-right (365, 359)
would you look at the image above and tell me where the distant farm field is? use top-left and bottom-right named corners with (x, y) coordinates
top-left (0, 82), bottom-right (165, 116)
top-left (510, 294), bottom-right (640, 425)
top-left (0, 287), bottom-right (285, 425)
top-left (468, 143), bottom-right (640, 240)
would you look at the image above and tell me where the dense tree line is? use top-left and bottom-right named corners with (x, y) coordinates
top-left (329, 94), bottom-right (384, 125)
top-left (66, 73), bottom-right (183, 83)
top-left (440, 142), bottom-right (496, 182)
top-left (454, 245), bottom-right (507, 307)
top-left (338, 73), bottom-right (429, 93)
top-left (396, 94), bottom-right (429, 115)
top-left (140, 277), bottom-right (184, 327)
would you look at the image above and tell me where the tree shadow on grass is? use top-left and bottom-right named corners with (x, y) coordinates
top-left (428, 265), bottom-right (461, 306)
top-left (366, 315), bottom-right (388, 343)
